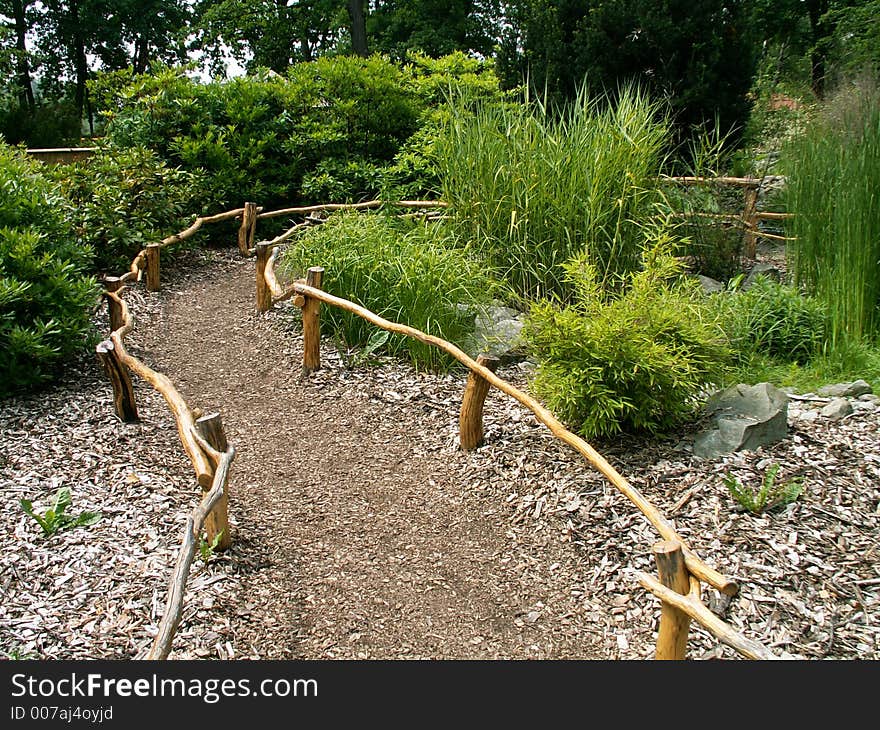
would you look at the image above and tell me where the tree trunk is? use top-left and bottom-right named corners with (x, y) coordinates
top-left (12, 0), bottom-right (36, 111)
top-left (806, 0), bottom-right (829, 97)
top-left (347, 0), bottom-right (369, 56)
top-left (70, 0), bottom-right (89, 121)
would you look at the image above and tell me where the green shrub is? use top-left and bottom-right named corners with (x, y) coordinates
top-left (0, 143), bottom-right (98, 396)
top-left (0, 101), bottom-right (82, 148)
top-left (54, 144), bottom-right (204, 273)
top-left (278, 211), bottom-right (499, 371)
top-left (523, 229), bottom-right (729, 439)
top-left (716, 275), bottom-right (827, 365)
top-left (435, 83), bottom-right (670, 303)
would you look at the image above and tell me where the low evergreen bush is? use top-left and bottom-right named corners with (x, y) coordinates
top-left (523, 229), bottom-right (729, 439)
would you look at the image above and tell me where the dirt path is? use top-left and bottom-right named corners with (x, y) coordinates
top-left (134, 249), bottom-right (604, 659)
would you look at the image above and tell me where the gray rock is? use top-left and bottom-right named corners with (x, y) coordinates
top-left (742, 263), bottom-right (781, 290)
top-left (817, 379), bottom-right (873, 398)
top-left (821, 398), bottom-right (853, 420)
top-left (859, 393), bottom-right (880, 404)
top-left (694, 274), bottom-right (724, 294)
top-left (692, 382), bottom-right (789, 459)
top-left (467, 303), bottom-right (526, 362)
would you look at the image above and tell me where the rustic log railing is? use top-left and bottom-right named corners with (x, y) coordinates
top-left (258, 246), bottom-right (785, 660)
top-left (663, 175), bottom-right (794, 257)
top-left (95, 188), bottom-right (792, 660)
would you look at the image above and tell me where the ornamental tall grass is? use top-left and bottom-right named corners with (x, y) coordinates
top-left (782, 76), bottom-right (880, 352)
top-left (434, 84), bottom-right (670, 303)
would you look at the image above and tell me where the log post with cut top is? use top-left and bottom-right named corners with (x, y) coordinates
top-left (145, 244), bottom-right (161, 292)
top-left (742, 185), bottom-right (759, 259)
top-left (255, 242), bottom-right (273, 313)
top-left (238, 201), bottom-right (258, 254)
top-left (301, 266), bottom-right (324, 375)
top-left (96, 338), bottom-right (139, 422)
top-left (194, 412), bottom-right (231, 550)
top-left (653, 539), bottom-right (692, 659)
top-left (103, 275), bottom-right (125, 332)
top-left (459, 354), bottom-right (501, 450)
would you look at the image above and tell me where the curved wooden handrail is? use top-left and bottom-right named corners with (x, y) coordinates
top-left (105, 291), bottom-right (212, 481)
top-left (287, 279), bottom-right (739, 598)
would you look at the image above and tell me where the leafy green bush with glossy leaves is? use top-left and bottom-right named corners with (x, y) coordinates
top-left (278, 211), bottom-right (500, 372)
top-left (53, 143), bottom-right (204, 273)
top-left (0, 143), bottom-right (98, 396)
top-left (523, 224), bottom-right (729, 439)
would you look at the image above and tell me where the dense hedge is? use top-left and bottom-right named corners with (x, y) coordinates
top-left (93, 52), bottom-right (506, 212)
top-left (0, 143), bottom-right (99, 396)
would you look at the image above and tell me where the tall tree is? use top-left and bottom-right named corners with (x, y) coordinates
top-left (368, 0), bottom-right (501, 58)
top-left (192, 0), bottom-right (345, 74)
top-left (5, 0), bottom-right (35, 110)
top-left (347, 0), bottom-right (368, 56)
top-left (499, 0), bottom-right (758, 142)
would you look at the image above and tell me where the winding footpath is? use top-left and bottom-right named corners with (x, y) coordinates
top-left (133, 250), bottom-right (605, 659)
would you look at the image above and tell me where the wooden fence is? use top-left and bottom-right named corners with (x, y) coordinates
top-left (26, 147), bottom-right (97, 165)
top-left (96, 186), bottom-right (790, 661)
top-left (663, 175), bottom-right (794, 258)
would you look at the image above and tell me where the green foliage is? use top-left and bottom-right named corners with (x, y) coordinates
top-left (436, 83), bottom-right (670, 303)
top-left (781, 75), bottom-right (880, 353)
top-left (19, 487), bottom-right (102, 537)
top-left (199, 530), bottom-right (224, 563)
top-left (716, 275), bottom-right (827, 365)
top-left (0, 101), bottom-right (82, 148)
top-left (723, 464), bottom-right (804, 514)
top-left (523, 230), bottom-right (730, 439)
top-left (278, 211), bottom-right (499, 371)
top-left (0, 143), bottom-right (99, 396)
top-left (498, 0), bottom-right (758, 144)
top-left (53, 143), bottom-right (204, 272)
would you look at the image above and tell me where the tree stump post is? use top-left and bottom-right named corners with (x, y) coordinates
top-left (103, 275), bottom-right (125, 332)
top-left (742, 185), bottom-right (759, 259)
top-left (301, 266), bottom-right (324, 376)
top-left (238, 201), bottom-right (258, 255)
top-left (652, 540), bottom-right (692, 660)
top-left (459, 354), bottom-right (501, 450)
top-left (145, 244), bottom-right (161, 292)
top-left (255, 242), bottom-right (273, 313)
top-left (96, 339), bottom-right (139, 422)
top-left (195, 412), bottom-right (231, 551)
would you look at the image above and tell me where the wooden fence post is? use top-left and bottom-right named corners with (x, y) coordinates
top-left (302, 266), bottom-right (324, 376)
top-left (652, 539), bottom-right (692, 660)
top-left (145, 244), bottom-right (161, 292)
top-left (96, 339), bottom-right (139, 422)
top-left (459, 354), bottom-right (501, 450)
top-left (255, 242), bottom-right (273, 313)
top-left (103, 275), bottom-right (125, 332)
top-left (238, 201), bottom-right (258, 255)
top-left (195, 412), bottom-right (231, 551)
top-left (742, 185), bottom-right (759, 259)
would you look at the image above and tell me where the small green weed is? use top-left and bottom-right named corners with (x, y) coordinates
top-left (199, 531), bottom-right (224, 563)
top-left (19, 488), bottom-right (102, 537)
top-left (723, 464), bottom-right (804, 514)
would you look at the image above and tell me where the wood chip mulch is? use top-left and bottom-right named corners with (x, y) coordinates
top-left (1, 246), bottom-right (877, 661)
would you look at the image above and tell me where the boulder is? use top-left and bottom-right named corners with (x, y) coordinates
top-left (694, 274), bottom-right (724, 294)
top-left (821, 398), bottom-right (853, 421)
top-left (742, 263), bottom-right (781, 290)
top-left (466, 303), bottom-right (527, 362)
top-left (692, 382), bottom-right (789, 459)
top-left (817, 379), bottom-right (873, 398)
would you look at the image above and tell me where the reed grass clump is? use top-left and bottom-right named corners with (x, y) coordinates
top-left (434, 84), bottom-right (670, 303)
top-left (277, 211), bottom-right (499, 372)
top-left (782, 76), bottom-right (880, 352)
